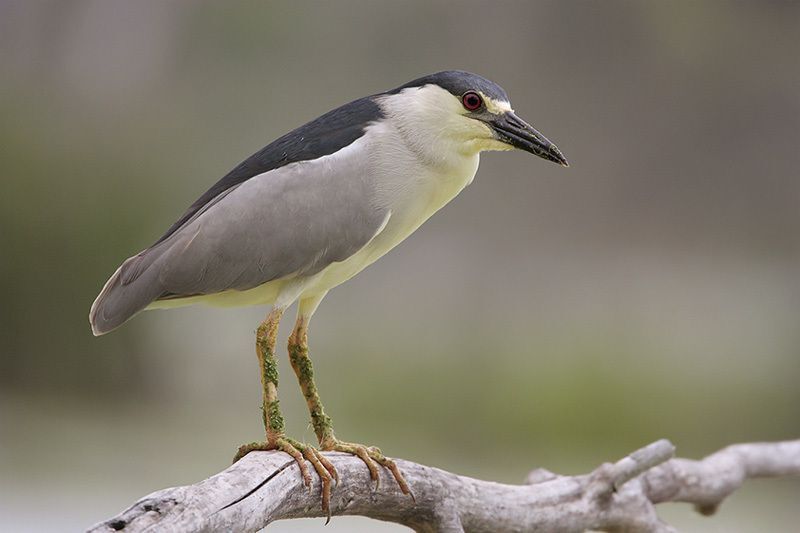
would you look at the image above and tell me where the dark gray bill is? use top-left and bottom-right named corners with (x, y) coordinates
top-left (490, 112), bottom-right (568, 166)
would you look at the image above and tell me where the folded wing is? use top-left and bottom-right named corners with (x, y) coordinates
top-left (90, 136), bottom-right (386, 335)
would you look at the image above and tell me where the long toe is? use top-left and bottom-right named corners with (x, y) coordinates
top-left (323, 440), bottom-right (412, 498)
top-left (233, 441), bottom-right (273, 463)
top-left (371, 452), bottom-right (412, 499)
top-left (302, 447), bottom-right (336, 522)
top-left (275, 438), bottom-right (313, 488)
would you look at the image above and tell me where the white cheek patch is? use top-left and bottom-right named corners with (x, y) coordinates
top-left (481, 94), bottom-right (513, 114)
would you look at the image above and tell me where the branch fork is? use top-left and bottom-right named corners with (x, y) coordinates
top-left (89, 439), bottom-right (800, 532)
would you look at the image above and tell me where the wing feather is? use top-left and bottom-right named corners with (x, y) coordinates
top-left (157, 141), bottom-right (386, 296)
top-left (90, 98), bottom-right (385, 335)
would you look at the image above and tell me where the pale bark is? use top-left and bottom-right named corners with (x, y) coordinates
top-left (88, 439), bottom-right (800, 532)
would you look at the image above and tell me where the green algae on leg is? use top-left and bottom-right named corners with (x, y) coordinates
top-left (288, 317), bottom-right (335, 445)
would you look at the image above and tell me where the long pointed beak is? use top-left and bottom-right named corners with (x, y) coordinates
top-left (490, 112), bottom-right (569, 167)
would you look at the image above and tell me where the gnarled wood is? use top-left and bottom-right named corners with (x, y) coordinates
top-left (88, 439), bottom-right (800, 532)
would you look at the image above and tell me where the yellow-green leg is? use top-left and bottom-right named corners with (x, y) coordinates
top-left (288, 295), bottom-right (412, 500)
top-left (233, 306), bottom-right (335, 514)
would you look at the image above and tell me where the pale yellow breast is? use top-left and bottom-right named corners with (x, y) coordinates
top-left (308, 154), bottom-right (480, 295)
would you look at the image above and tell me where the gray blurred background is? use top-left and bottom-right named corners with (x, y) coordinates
top-left (1, 1), bottom-right (799, 531)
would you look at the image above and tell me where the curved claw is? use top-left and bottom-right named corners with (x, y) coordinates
top-left (278, 439), bottom-right (312, 488)
top-left (373, 455), bottom-right (414, 501)
top-left (302, 447), bottom-right (333, 521)
top-left (354, 445), bottom-right (381, 488)
top-left (323, 440), bottom-right (412, 498)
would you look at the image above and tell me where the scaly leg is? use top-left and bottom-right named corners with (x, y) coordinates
top-left (233, 306), bottom-right (334, 513)
top-left (288, 294), bottom-right (412, 501)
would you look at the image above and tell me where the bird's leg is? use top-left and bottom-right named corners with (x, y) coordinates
top-left (287, 314), bottom-right (335, 445)
top-left (233, 306), bottom-right (334, 514)
top-left (287, 309), bottom-right (412, 499)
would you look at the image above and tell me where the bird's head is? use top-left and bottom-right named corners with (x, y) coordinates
top-left (378, 70), bottom-right (568, 167)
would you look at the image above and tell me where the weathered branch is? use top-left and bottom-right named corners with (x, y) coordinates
top-left (89, 439), bottom-right (800, 532)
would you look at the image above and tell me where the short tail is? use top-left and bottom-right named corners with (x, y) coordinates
top-left (89, 250), bottom-right (166, 336)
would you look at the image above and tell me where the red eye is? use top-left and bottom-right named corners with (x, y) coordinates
top-left (462, 91), bottom-right (483, 111)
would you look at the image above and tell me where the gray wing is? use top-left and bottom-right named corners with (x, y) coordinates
top-left (159, 148), bottom-right (386, 294)
top-left (90, 145), bottom-right (386, 334)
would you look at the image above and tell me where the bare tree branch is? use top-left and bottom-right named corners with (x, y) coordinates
top-left (88, 439), bottom-right (800, 533)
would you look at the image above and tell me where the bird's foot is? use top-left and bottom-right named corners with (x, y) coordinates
top-left (233, 436), bottom-right (338, 519)
top-left (321, 438), bottom-right (413, 499)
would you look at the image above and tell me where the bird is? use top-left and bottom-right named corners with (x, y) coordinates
top-left (89, 70), bottom-right (568, 515)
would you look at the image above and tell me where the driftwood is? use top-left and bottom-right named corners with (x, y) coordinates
top-left (88, 439), bottom-right (800, 532)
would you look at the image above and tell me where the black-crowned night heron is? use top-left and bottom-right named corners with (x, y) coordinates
top-left (90, 70), bottom-right (568, 513)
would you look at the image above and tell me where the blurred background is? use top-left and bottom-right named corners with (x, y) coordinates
top-left (1, 1), bottom-right (799, 531)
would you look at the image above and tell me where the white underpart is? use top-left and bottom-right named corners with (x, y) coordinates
top-left (150, 85), bottom-right (514, 311)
